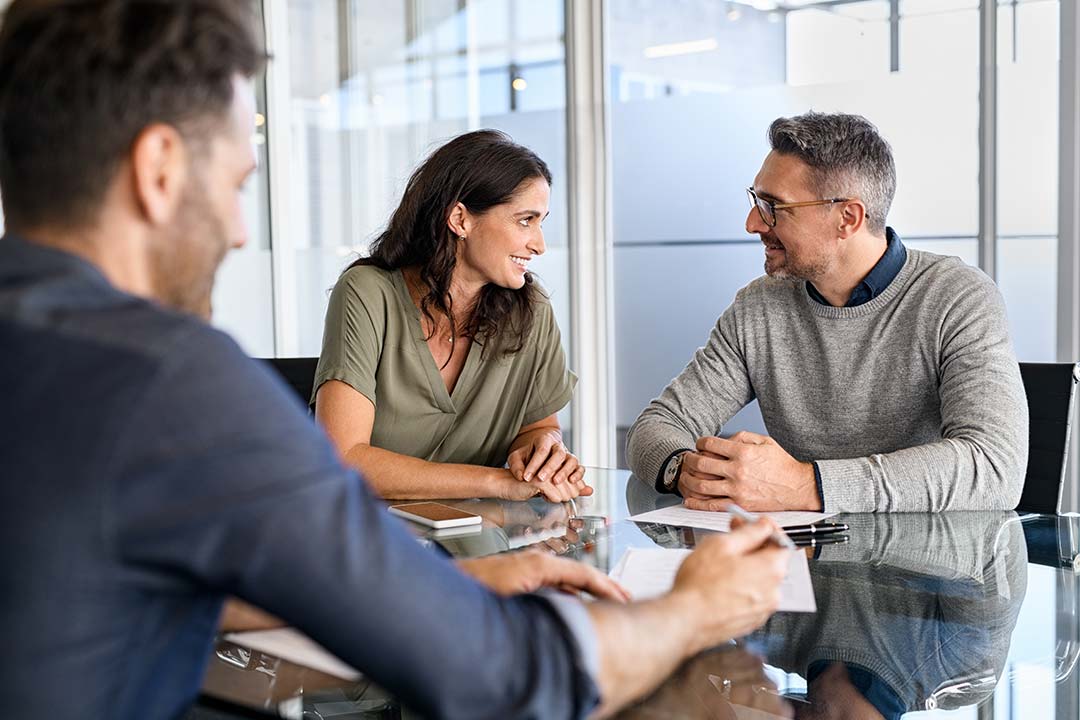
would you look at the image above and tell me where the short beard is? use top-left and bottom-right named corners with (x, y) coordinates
top-left (148, 179), bottom-right (228, 320)
top-left (765, 251), bottom-right (829, 284)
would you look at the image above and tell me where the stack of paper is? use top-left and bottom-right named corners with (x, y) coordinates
top-left (609, 546), bottom-right (817, 612)
top-left (628, 506), bottom-right (836, 532)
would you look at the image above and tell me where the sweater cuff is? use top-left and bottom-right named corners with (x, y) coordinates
top-left (815, 458), bottom-right (876, 512)
top-left (811, 461), bottom-right (825, 510)
top-left (633, 434), bottom-right (693, 492)
top-left (655, 448), bottom-right (692, 496)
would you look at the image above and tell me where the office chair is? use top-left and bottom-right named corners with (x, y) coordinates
top-left (258, 357), bottom-right (320, 411)
top-left (1016, 362), bottom-right (1080, 515)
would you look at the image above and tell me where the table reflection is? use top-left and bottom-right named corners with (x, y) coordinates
top-left (618, 645), bottom-right (794, 720)
top-left (615, 506), bottom-right (1028, 719)
top-left (199, 470), bottom-right (1080, 719)
top-left (748, 513), bottom-right (1027, 719)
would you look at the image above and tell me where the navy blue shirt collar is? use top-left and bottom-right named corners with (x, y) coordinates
top-left (807, 227), bottom-right (906, 307)
top-left (807, 661), bottom-right (906, 720)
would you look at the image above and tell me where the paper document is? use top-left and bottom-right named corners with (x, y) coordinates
top-left (628, 506), bottom-right (836, 532)
top-left (609, 547), bottom-right (816, 612)
top-left (224, 627), bottom-right (361, 680)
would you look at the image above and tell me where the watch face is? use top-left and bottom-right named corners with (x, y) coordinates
top-left (665, 454), bottom-right (683, 490)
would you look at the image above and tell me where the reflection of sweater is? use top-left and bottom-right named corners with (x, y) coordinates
top-left (627, 248), bottom-right (1029, 512)
top-left (755, 512), bottom-right (1028, 714)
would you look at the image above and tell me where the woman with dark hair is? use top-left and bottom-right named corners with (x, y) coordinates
top-left (312, 130), bottom-right (589, 502)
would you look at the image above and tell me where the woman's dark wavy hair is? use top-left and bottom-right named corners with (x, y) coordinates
top-left (348, 129), bottom-right (552, 360)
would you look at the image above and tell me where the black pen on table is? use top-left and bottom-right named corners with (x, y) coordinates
top-left (725, 503), bottom-right (795, 550)
top-left (793, 534), bottom-right (849, 548)
top-left (785, 523), bottom-right (848, 537)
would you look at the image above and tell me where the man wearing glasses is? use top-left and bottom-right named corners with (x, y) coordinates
top-left (628, 111), bottom-right (1028, 513)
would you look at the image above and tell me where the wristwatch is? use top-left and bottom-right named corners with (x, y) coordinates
top-left (657, 450), bottom-right (690, 495)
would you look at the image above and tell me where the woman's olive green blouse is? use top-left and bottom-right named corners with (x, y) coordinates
top-left (312, 265), bottom-right (576, 467)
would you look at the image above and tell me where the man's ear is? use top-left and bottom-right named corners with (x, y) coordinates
top-left (130, 123), bottom-right (189, 226)
top-left (838, 199), bottom-right (866, 239)
top-left (446, 201), bottom-right (470, 239)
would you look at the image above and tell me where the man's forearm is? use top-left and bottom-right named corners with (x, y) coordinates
top-left (587, 592), bottom-right (705, 717)
top-left (626, 313), bottom-right (755, 484)
top-left (816, 437), bottom-right (1025, 512)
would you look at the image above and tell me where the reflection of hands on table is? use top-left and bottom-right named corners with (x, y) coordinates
top-left (464, 498), bottom-right (584, 553)
top-left (618, 645), bottom-right (793, 720)
top-left (505, 514), bottom-right (582, 554)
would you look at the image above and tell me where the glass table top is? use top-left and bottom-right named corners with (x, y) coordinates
top-left (200, 468), bottom-right (1080, 719)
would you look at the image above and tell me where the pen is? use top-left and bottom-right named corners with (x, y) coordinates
top-left (725, 503), bottom-right (796, 550)
top-left (793, 534), bottom-right (849, 548)
top-left (783, 522), bottom-right (848, 535)
top-left (785, 524), bottom-right (849, 538)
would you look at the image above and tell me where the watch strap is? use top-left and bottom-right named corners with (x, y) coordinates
top-left (655, 448), bottom-right (691, 496)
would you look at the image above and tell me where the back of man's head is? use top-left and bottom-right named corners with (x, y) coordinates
top-left (0, 0), bottom-right (263, 232)
top-left (768, 112), bottom-right (896, 236)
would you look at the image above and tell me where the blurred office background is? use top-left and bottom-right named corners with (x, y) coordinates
top-left (0, 0), bottom-right (1074, 475)
top-left (0, 2), bottom-right (1076, 717)
top-left (229, 1), bottom-right (1072, 472)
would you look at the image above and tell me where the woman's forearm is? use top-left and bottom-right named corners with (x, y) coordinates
top-left (343, 443), bottom-right (517, 500)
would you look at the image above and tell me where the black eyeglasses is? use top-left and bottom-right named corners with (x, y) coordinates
top-left (746, 187), bottom-right (850, 227)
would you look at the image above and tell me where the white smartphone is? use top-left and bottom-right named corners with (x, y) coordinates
top-left (388, 502), bottom-right (483, 529)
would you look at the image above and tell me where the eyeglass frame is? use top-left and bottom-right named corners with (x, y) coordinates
top-left (746, 187), bottom-right (851, 228)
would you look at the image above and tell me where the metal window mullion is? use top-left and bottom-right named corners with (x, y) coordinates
top-left (565, 0), bottom-right (615, 468)
top-left (465, 0), bottom-right (480, 128)
top-left (263, 0), bottom-right (300, 357)
top-left (889, 0), bottom-right (900, 73)
top-left (1057, 0), bottom-right (1080, 514)
top-left (978, 0), bottom-right (998, 281)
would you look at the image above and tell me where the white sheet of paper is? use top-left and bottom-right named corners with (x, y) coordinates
top-left (224, 627), bottom-right (361, 680)
top-left (609, 547), bottom-right (816, 612)
top-left (628, 506), bottom-right (836, 532)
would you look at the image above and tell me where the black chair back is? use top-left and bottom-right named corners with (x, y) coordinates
top-left (260, 357), bottom-right (319, 410)
top-left (1017, 362), bottom-right (1080, 514)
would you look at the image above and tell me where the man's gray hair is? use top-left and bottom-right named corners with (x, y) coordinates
top-left (767, 112), bottom-right (896, 235)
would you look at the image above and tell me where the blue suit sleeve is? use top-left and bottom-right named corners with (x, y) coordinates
top-left (104, 326), bottom-right (600, 720)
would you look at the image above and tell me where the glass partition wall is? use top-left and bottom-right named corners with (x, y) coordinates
top-left (268, 0), bottom-right (571, 360)
top-left (242, 0), bottom-right (574, 436)
top-left (209, 0), bottom-right (1073, 486)
top-left (608, 0), bottom-right (1064, 462)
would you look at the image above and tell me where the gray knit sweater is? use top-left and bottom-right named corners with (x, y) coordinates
top-left (626, 248), bottom-right (1029, 512)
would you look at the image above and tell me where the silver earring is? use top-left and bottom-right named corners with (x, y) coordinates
top-left (459, 235), bottom-right (466, 242)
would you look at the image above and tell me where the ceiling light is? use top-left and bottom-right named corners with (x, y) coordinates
top-left (643, 37), bottom-right (719, 59)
